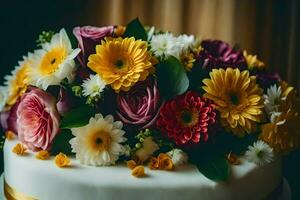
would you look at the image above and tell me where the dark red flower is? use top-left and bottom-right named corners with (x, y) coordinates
top-left (156, 91), bottom-right (216, 146)
top-left (196, 40), bottom-right (247, 70)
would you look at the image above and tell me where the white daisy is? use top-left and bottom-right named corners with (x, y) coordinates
top-left (82, 74), bottom-right (106, 97)
top-left (150, 33), bottom-right (183, 59)
top-left (245, 140), bottom-right (274, 166)
top-left (28, 29), bottom-right (81, 90)
top-left (167, 148), bottom-right (188, 167)
top-left (70, 114), bottom-right (127, 166)
top-left (0, 86), bottom-right (8, 111)
top-left (264, 84), bottom-right (283, 117)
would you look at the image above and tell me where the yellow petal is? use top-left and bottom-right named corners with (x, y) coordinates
top-left (131, 165), bottom-right (145, 178)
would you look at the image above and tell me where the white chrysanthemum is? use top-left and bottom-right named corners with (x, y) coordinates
top-left (135, 136), bottom-right (159, 162)
top-left (264, 84), bottom-right (283, 117)
top-left (245, 140), bottom-right (274, 166)
top-left (151, 33), bottom-right (198, 60)
top-left (177, 34), bottom-right (198, 51)
top-left (70, 114), bottom-right (127, 166)
top-left (28, 29), bottom-right (81, 90)
top-left (150, 33), bottom-right (183, 59)
top-left (167, 148), bottom-right (188, 167)
top-left (82, 74), bottom-right (106, 97)
top-left (0, 86), bottom-right (8, 111)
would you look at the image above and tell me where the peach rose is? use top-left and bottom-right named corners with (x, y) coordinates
top-left (16, 88), bottom-right (60, 151)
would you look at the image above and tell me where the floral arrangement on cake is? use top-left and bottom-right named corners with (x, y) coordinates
top-left (1, 18), bottom-right (300, 181)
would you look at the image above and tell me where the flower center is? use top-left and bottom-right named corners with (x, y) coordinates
top-left (114, 59), bottom-right (124, 69)
top-left (256, 150), bottom-right (264, 158)
top-left (89, 130), bottom-right (111, 152)
top-left (229, 92), bottom-right (239, 105)
top-left (179, 109), bottom-right (199, 127)
top-left (40, 47), bottom-right (66, 75)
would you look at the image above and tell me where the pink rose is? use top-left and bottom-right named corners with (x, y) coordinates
top-left (117, 79), bottom-right (164, 129)
top-left (73, 26), bottom-right (114, 66)
top-left (16, 88), bottom-right (60, 151)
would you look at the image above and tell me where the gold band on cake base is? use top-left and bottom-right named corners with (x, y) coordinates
top-left (4, 179), bottom-right (37, 200)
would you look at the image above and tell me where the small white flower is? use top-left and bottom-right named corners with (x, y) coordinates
top-left (28, 28), bottom-right (81, 90)
top-left (82, 74), bottom-right (106, 97)
top-left (177, 34), bottom-right (198, 51)
top-left (151, 33), bottom-right (199, 60)
top-left (0, 86), bottom-right (8, 111)
top-left (135, 136), bottom-right (159, 162)
top-left (245, 140), bottom-right (274, 166)
top-left (264, 84), bottom-right (283, 117)
top-left (167, 148), bottom-right (188, 167)
top-left (70, 114), bottom-right (127, 166)
top-left (150, 33), bottom-right (183, 59)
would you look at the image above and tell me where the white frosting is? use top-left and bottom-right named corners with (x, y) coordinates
top-left (4, 140), bottom-right (282, 200)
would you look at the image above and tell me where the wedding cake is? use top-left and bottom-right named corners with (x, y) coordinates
top-left (0, 18), bottom-right (299, 200)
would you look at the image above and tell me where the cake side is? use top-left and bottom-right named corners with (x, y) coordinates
top-left (4, 139), bottom-right (282, 200)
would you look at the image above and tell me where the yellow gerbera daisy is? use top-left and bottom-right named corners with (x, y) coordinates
top-left (4, 58), bottom-right (30, 106)
top-left (28, 29), bottom-right (80, 90)
top-left (87, 37), bottom-right (154, 92)
top-left (243, 50), bottom-right (265, 70)
top-left (203, 68), bottom-right (264, 136)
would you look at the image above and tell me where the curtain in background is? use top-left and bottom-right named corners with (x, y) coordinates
top-left (83, 0), bottom-right (300, 90)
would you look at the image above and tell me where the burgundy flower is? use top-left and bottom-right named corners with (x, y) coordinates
top-left (0, 101), bottom-right (19, 134)
top-left (156, 91), bottom-right (216, 146)
top-left (196, 40), bottom-right (246, 70)
top-left (56, 87), bottom-right (74, 116)
top-left (73, 26), bottom-right (114, 66)
top-left (116, 79), bottom-right (164, 129)
top-left (256, 71), bottom-right (281, 90)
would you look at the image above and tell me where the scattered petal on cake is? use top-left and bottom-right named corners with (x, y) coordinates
top-left (5, 131), bottom-right (15, 140)
top-left (126, 160), bottom-right (137, 170)
top-left (12, 143), bottom-right (27, 155)
top-left (55, 152), bottom-right (70, 168)
top-left (131, 165), bottom-right (146, 178)
top-left (36, 150), bottom-right (50, 160)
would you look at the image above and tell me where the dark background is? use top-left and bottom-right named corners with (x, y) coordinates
top-left (0, 0), bottom-right (300, 199)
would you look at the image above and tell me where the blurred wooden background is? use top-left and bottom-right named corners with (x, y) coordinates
top-left (0, 0), bottom-right (299, 90)
top-left (0, 0), bottom-right (300, 199)
top-left (84, 0), bottom-right (300, 90)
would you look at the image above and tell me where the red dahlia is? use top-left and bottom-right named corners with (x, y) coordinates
top-left (156, 91), bottom-right (216, 146)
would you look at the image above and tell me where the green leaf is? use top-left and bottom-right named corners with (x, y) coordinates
top-left (51, 129), bottom-right (74, 155)
top-left (156, 56), bottom-right (189, 99)
top-left (60, 105), bottom-right (96, 129)
top-left (124, 18), bottom-right (147, 41)
top-left (196, 155), bottom-right (230, 182)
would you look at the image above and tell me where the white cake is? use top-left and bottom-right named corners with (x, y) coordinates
top-left (3, 139), bottom-right (282, 200)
